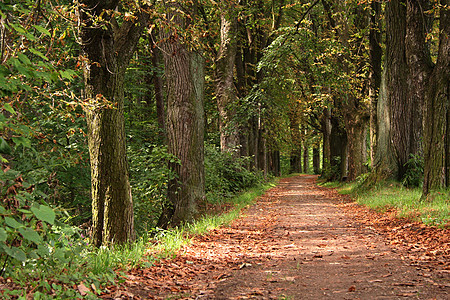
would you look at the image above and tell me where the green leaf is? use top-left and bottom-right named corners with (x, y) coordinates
top-left (29, 48), bottom-right (49, 61)
top-left (19, 227), bottom-right (42, 244)
top-left (9, 23), bottom-right (26, 34)
top-left (3, 103), bottom-right (15, 115)
top-left (31, 205), bottom-right (55, 225)
top-left (0, 138), bottom-right (11, 155)
top-left (0, 206), bottom-right (6, 214)
top-left (0, 244), bottom-right (26, 261)
top-left (33, 25), bottom-right (51, 37)
top-left (4, 216), bottom-right (23, 229)
top-left (11, 247), bottom-right (26, 262)
top-left (12, 136), bottom-right (31, 148)
top-left (0, 154), bottom-right (7, 163)
top-left (37, 243), bottom-right (50, 257)
top-left (59, 69), bottom-right (77, 81)
top-left (18, 53), bottom-right (32, 65)
top-left (17, 208), bottom-right (31, 215)
top-left (29, 249), bottom-right (40, 259)
top-left (0, 228), bottom-right (7, 242)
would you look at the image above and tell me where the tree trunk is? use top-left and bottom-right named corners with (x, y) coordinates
top-left (404, 0), bottom-right (433, 157)
top-left (216, 3), bottom-right (239, 154)
top-left (330, 113), bottom-right (348, 181)
top-left (313, 146), bottom-right (320, 174)
top-left (79, 1), bottom-right (148, 246)
top-left (372, 69), bottom-right (398, 181)
top-left (369, 0), bottom-right (382, 169)
top-left (302, 141), bottom-right (309, 174)
top-left (386, 0), bottom-right (421, 181)
top-left (423, 3), bottom-right (449, 196)
top-left (248, 117), bottom-right (259, 169)
top-left (289, 105), bottom-right (302, 173)
top-left (345, 112), bottom-right (368, 181)
top-left (159, 4), bottom-right (206, 227)
top-left (321, 108), bottom-right (332, 177)
top-left (257, 126), bottom-right (267, 174)
top-left (269, 149), bottom-right (281, 176)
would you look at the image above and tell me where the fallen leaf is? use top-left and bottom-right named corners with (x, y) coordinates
top-left (239, 263), bottom-right (252, 269)
top-left (77, 282), bottom-right (90, 296)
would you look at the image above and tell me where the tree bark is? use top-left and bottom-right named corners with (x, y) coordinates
top-left (423, 2), bottom-right (450, 196)
top-left (289, 104), bottom-right (302, 173)
top-left (344, 111), bottom-right (368, 181)
top-left (313, 146), bottom-right (320, 174)
top-left (386, 0), bottom-right (420, 181)
top-left (216, 2), bottom-right (239, 154)
top-left (302, 139), bottom-right (309, 174)
top-left (321, 108), bottom-right (331, 177)
top-left (330, 113), bottom-right (347, 180)
top-left (158, 3), bottom-right (206, 227)
top-left (269, 149), bottom-right (281, 176)
top-left (79, 1), bottom-right (148, 246)
top-left (369, 0), bottom-right (382, 169)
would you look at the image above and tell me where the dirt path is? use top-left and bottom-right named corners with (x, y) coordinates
top-left (116, 175), bottom-right (449, 299)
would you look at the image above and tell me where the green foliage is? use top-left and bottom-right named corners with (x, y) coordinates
top-left (0, 167), bottom-right (103, 298)
top-left (204, 144), bottom-right (264, 204)
top-left (402, 154), bottom-right (424, 188)
top-left (128, 144), bottom-right (180, 235)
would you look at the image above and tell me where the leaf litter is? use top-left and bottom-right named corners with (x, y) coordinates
top-left (99, 175), bottom-right (449, 299)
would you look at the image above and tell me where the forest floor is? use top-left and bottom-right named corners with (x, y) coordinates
top-left (102, 175), bottom-right (450, 299)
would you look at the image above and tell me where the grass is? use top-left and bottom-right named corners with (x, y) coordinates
top-left (332, 180), bottom-right (450, 227)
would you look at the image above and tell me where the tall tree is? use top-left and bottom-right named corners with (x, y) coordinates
top-left (373, 0), bottom-right (409, 181)
top-left (79, 0), bottom-right (149, 246)
top-left (158, 1), bottom-right (206, 227)
top-left (215, 0), bottom-right (239, 154)
top-left (422, 0), bottom-right (449, 195)
top-left (368, 0), bottom-right (382, 168)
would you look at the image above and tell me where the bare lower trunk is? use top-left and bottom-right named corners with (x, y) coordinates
top-left (303, 142), bottom-right (309, 174)
top-left (423, 4), bottom-right (449, 196)
top-left (369, 1), bottom-right (382, 169)
top-left (330, 113), bottom-right (347, 181)
top-left (387, 0), bottom-right (422, 181)
top-left (269, 149), bottom-right (281, 176)
top-left (345, 116), bottom-right (368, 181)
top-left (289, 105), bottom-right (302, 173)
top-left (216, 4), bottom-right (239, 154)
top-left (159, 5), bottom-right (205, 226)
top-left (321, 108), bottom-right (332, 177)
top-left (313, 146), bottom-right (320, 174)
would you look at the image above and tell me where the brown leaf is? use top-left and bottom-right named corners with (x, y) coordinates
top-left (77, 282), bottom-right (90, 296)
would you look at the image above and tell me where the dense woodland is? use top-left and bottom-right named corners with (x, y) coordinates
top-left (0, 0), bottom-right (449, 296)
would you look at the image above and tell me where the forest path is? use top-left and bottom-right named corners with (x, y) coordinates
top-left (117, 175), bottom-right (449, 299)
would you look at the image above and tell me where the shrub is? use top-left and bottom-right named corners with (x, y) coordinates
top-left (128, 144), bottom-right (179, 235)
top-left (204, 144), bottom-right (264, 204)
top-left (402, 154), bottom-right (424, 188)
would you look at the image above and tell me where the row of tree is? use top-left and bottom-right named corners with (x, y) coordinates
top-left (1, 0), bottom-right (448, 247)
